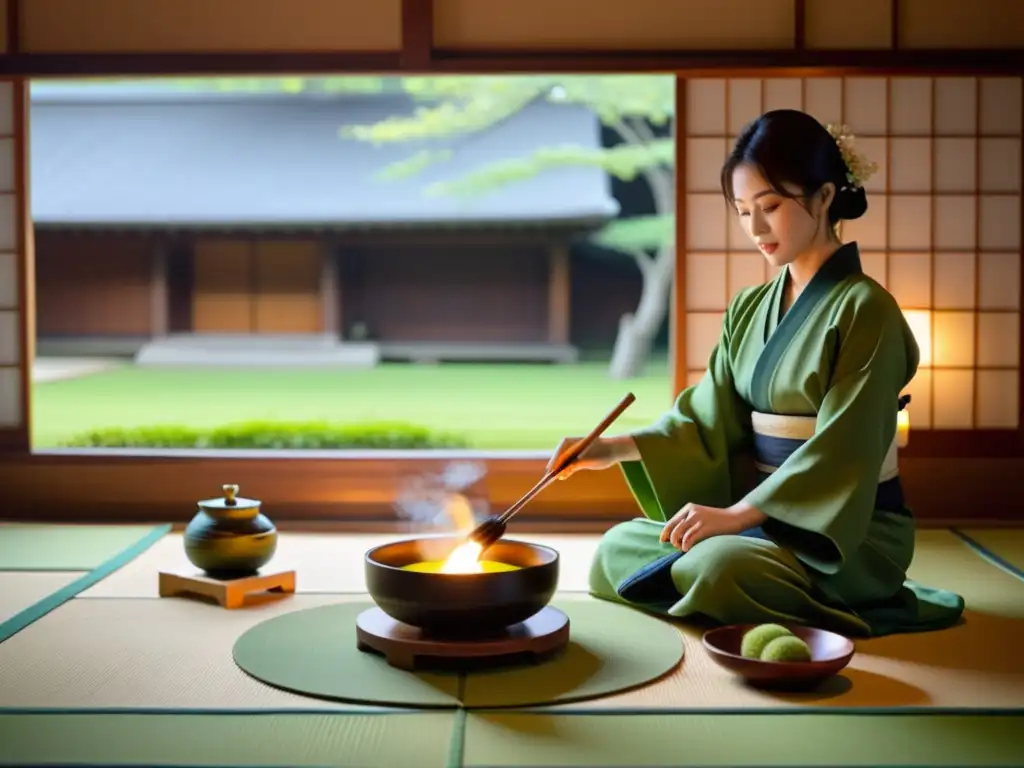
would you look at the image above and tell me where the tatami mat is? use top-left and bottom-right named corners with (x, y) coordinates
top-left (79, 532), bottom-right (597, 597)
top-left (956, 528), bottom-right (1024, 577)
top-left (2, 529), bottom-right (1021, 714)
top-left (0, 591), bottom-right (681, 712)
top-left (0, 594), bottom-right (400, 711)
top-left (0, 523), bottom-right (168, 570)
top-left (537, 529), bottom-right (1024, 711)
top-left (0, 712), bottom-right (456, 767)
top-left (460, 712), bottom-right (1024, 767)
top-left (0, 572), bottom-right (84, 626)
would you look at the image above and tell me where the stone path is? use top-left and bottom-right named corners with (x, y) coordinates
top-left (31, 357), bottom-right (123, 383)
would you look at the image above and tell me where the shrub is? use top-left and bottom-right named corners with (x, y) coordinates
top-left (59, 420), bottom-right (470, 450)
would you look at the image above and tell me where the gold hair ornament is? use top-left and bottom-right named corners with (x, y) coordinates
top-left (825, 123), bottom-right (879, 191)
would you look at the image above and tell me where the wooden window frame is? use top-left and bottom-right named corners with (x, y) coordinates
top-left (1, 0), bottom-right (1023, 528)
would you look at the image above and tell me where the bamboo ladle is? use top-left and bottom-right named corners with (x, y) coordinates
top-left (467, 392), bottom-right (636, 552)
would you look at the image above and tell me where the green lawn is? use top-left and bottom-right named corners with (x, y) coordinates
top-left (31, 361), bottom-right (675, 450)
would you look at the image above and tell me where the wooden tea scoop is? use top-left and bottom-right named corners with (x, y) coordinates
top-left (468, 392), bottom-right (636, 552)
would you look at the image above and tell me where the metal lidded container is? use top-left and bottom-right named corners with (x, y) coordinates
top-left (183, 484), bottom-right (278, 578)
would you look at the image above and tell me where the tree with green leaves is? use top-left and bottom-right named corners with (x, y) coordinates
top-left (342, 75), bottom-right (676, 380)
top-left (165, 75), bottom-right (676, 378)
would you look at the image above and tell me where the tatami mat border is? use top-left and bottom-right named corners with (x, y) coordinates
top-left (0, 705), bottom-right (1020, 716)
top-left (468, 706), bottom-right (1024, 716)
top-left (951, 528), bottom-right (1024, 582)
top-left (0, 706), bottom-right (428, 715)
top-left (448, 709), bottom-right (469, 768)
top-left (0, 709), bottom-right (1021, 768)
top-left (0, 524), bottom-right (171, 643)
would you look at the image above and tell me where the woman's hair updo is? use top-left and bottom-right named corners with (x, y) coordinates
top-left (720, 109), bottom-right (876, 224)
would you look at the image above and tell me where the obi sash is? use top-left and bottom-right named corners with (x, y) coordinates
top-left (751, 409), bottom-right (908, 516)
top-left (751, 411), bottom-right (899, 482)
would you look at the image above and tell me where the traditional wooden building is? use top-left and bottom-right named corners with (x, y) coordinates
top-left (30, 82), bottom-right (643, 364)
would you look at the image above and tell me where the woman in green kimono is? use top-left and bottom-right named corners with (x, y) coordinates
top-left (549, 109), bottom-right (964, 637)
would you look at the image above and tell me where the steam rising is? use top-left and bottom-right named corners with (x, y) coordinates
top-left (394, 461), bottom-right (489, 534)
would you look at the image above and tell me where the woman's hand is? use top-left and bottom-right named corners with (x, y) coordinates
top-left (660, 501), bottom-right (767, 551)
top-left (546, 435), bottom-right (636, 479)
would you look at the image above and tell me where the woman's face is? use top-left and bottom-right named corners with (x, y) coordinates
top-left (730, 163), bottom-right (832, 268)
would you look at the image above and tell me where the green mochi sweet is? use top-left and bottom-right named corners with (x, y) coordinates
top-left (739, 623), bottom-right (793, 659)
top-left (760, 635), bottom-right (812, 662)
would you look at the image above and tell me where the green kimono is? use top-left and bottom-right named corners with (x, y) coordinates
top-left (590, 242), bottom-right (965, 637)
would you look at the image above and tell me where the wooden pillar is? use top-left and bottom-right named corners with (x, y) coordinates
top-left (547, 244), bottom-right (570, 344)
top-left (670, 76), bottom-right (688, 400)
top-left (150, 241), bottom-right (169, 338)
top-left (0, 79), bottom-right (30, 452)
top-left (321, 241), bottom-right (340, 339)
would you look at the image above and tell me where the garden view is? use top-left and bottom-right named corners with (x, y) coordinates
top-left (30, 73), bottom-right (677, 452)
top-left (32, 361), bottom-right (673, 451)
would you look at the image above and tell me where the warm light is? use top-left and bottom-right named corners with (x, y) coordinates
top-left (440, 540), bottom-right (485, 573)
top-left (438, 492), bottom-right (485, 573)
top-left (445, 492), bottom-right (476, 535)
top-left (902, 310), bottom-right (932, 367)
top-left (402, 492), bottom-right (508, 574)
top-left (402, 556), bottom-right (518, 574)
top-left (896, 408), bottom-right (910, 449)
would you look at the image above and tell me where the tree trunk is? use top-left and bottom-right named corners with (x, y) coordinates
top-left (608, 314), bottom-right (650, 380)
top-left (602, 118), bottom-right (675, 381)
top-left (607, 249), bottom-right (672, 379)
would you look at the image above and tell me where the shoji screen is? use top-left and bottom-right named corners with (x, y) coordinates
top-left (684, 76), bottom-right (1022, 431)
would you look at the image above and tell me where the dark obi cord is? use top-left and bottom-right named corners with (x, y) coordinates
top-left (615, 424), bottom-right (909, 606)
top-left (753, 432), bottom-right (909, 517)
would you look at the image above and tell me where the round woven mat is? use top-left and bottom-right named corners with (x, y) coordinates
top-left (232, 597), bottom-right (684, 709)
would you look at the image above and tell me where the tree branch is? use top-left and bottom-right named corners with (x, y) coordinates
top-left (341, 83), bottom-right (549, 144)
top-left (629, 249), bottom-right (655, 277)
top-left (611, 118), bottom-right (675, 216)
top-left (625, 116), bottom-right (657, 144)
top-left (420, 140), bottom-right (674, 197)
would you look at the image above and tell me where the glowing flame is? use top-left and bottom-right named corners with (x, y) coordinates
top-left (440, 540), bottom-right (485, 573)
top-left (438, 493), bottom-right (484, 573)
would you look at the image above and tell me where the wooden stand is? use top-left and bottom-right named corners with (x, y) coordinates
top-left (355, 605), bottom-right (570, 671)
top-left (158, 568), bottom-right (296, 609)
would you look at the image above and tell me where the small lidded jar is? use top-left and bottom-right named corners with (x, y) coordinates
top-left (183, 484), bottom-right (278, 579)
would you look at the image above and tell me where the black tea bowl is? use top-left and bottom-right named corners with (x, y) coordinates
top-left (364, 535), bottom-right (559, 638)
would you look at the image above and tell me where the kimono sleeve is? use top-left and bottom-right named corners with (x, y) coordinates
top-left (742, 289), bottom-right (919, 574)
top-left (620, 293), bottom-right (753, 522)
